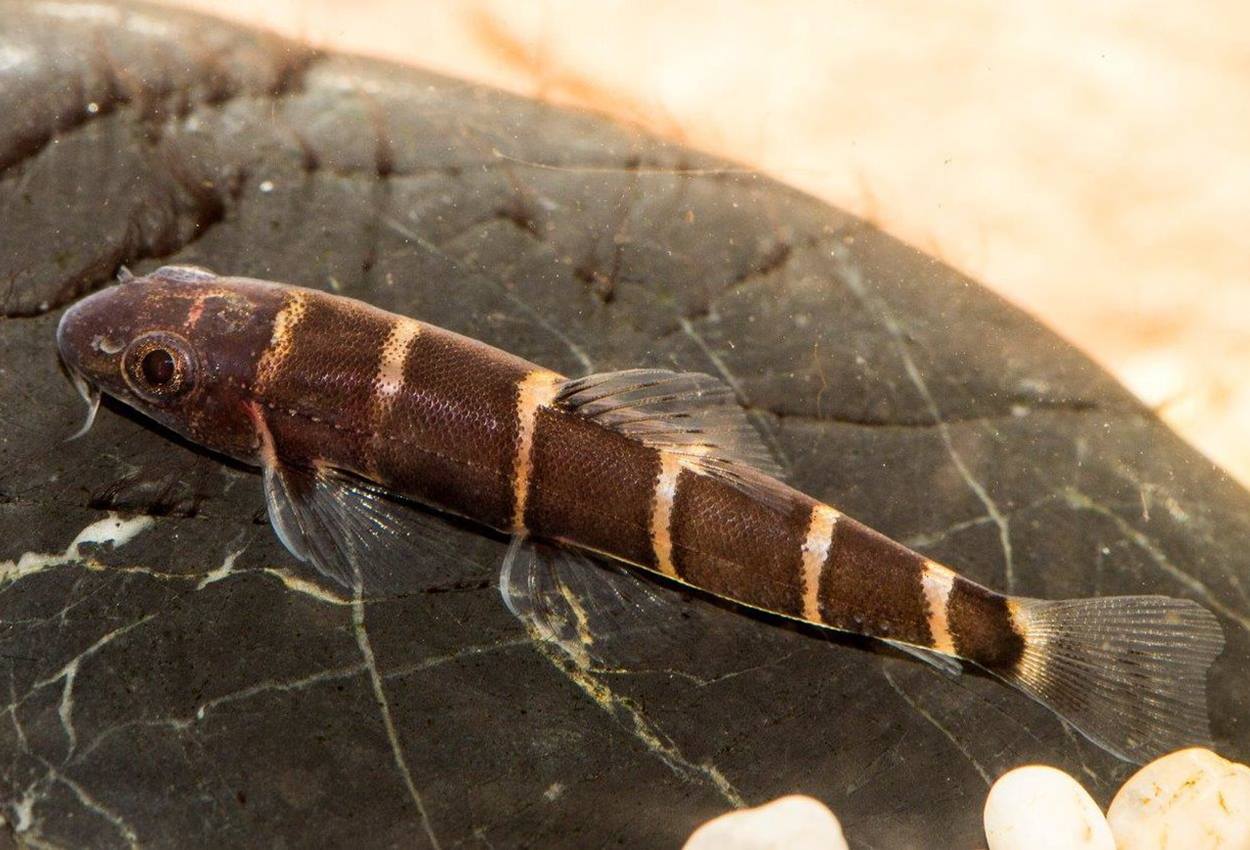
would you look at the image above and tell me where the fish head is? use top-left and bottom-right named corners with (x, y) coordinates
top-left (56, 265), bottom-right (286, 461)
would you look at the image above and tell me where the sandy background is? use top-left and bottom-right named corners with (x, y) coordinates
top-left (150, 0), bottom-right (1250, 486)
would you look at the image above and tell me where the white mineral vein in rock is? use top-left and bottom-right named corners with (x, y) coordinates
top-left (682, 795), bottom-right (848, 850)
top-left (260, 567), bottom-right (350, 604)
top-left (0, 513), bottom-right (155, 583)
top-left (1108, 747), bottom-right (1250, 850)
top-left (196, 547), bottom-right (245, 589)
top-left (12, 790), bottom-right (36, 832)
top-left (983, 765), bottom-right (1114, 850)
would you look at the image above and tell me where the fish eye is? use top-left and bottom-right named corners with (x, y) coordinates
top-left (142, 349), bottom-right (175, 385)
top-left (122, 331), bottom-right (198, 404)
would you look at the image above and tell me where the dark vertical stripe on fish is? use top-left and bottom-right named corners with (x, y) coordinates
top-left (255, 292), bottom-right (391, 473)
top-left (525, 406), bottom-right (662, 568)
top-left (818, 517), bottom-right (933, 646)
top-left (668, 468), bottom-right (809, 618)
top-left (373, 324), bottom-right (538, 528)
top-left (166, 281), bottom-right (289, 448)
top-left (946, 579), bottom-right (1026, 670)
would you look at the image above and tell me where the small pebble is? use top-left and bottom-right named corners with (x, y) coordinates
top-left (1108, 747), bottom-right (1250, 850)
top-left (983, 765), bottom-right (1114, 850)
top-left (683, 795), bottom-right (848, 850)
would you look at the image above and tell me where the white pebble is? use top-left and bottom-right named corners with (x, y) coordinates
top-left (983, 765), bottom-right (1114, 850)
top-left (1108, 747), bottom-right (1250, 850)
top-left (683, 795), bottom-right (847, 850)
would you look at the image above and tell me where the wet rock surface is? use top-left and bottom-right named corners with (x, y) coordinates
top-left (1, 3), bottom-right (1247, 848)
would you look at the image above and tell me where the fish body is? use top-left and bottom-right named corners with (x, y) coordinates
top-left (56, 266), bottom-right (1224, 763)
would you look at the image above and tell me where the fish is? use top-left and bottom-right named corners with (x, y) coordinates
top-left (55, 264), bottom-right (1224, 764)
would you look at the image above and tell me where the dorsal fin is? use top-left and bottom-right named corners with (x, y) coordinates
top-left (555, 369), bottom-right (783, 477)
top-left (555, 369), bottom-right (791, 510)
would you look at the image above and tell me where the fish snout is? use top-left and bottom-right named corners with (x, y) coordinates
top-left (56, 292), bottom-right (127, 385)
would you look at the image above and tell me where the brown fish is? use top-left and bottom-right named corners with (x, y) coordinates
top-left (55, 265), bottom-right (1224, 763)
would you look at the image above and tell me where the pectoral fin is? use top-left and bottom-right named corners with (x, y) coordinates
top-left (252, 407), bottom-right (483, 594)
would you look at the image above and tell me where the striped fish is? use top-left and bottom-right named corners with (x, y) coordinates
top-left (55, 265), bottom-right (1224, 763)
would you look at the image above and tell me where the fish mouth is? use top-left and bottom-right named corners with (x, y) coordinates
top-left (64, 364), bottom-right (102, 441)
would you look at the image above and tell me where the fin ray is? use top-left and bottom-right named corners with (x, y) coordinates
top-left (555, 369), bottom-right (783, 479)
top-left (556, 369), bottom-right (793, 511)
top-left (1004, 595), bottom-right (1224, 763)
top-left (260, 458), bottom-right (485, 594)
top-left (263, 460), bottom-right (312, 563)
top-left (884, 640), bottom-right (964, 677)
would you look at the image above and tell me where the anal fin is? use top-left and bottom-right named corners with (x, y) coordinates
top-left (884, 639), bottom-right (964, 677)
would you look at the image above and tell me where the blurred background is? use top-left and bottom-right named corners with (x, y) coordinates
top-left (152, 0), bottom-right (1250, 486)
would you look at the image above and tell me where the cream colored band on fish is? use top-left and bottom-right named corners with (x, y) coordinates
top-left (650, 451), bottom-right (686, 578)
top-left (375, 318), bottom-right (421, 402)
top-left (920, 560), bottom-right (958, 654)
top-left (799, 504), bottom-right (840, 622)
top-left (254, 291), bottom-right (309, 392)
top-left (366, 317), bottom-right (422, 475)
top-left (1006, 598), bottom-right (1044, 689)
top-left (512, 370), bottom-right (562, 531)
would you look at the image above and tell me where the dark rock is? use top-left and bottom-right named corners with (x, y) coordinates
top-left (1, 3), bottom-right (1246, 848)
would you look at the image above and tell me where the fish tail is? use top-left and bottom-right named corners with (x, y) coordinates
top-left (1002, 595), bottom-right (1224, 763)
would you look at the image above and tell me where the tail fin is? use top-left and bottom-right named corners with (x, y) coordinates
top-left (1004, 596), bottom-right (1224, 764)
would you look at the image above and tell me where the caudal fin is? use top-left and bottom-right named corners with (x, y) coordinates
top-left (1005, 596), bottom-right (1224, 764)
